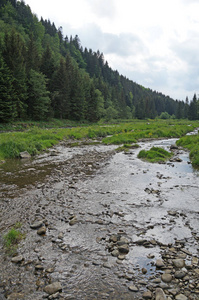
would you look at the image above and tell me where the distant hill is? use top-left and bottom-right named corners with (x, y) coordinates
top-left (0, 0), bottom-right (193, 122)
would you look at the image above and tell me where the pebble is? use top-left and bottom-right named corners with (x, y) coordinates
top-left (173, 259), bottom-right (185, 268)
top-left (30, 220), bottom-right (43, 229)
top-left (37, 226), bottom-right (46, 235)
top-left (155, 288), bottom-right (166, 300)
top-left (143, 290), bottom-right (153, 299)
top-left (11, 255), bottom-right (24, 263)
top-left (128, 285), bottom-right (139, 292)
top-left (175, 294), bottom-right (188, 300)
top-left (44, 282), bottom-right (62, 295)
top-left (161, 273), bottom-right (172, 283)
top-left (156, 259), bottom-right (165, 268)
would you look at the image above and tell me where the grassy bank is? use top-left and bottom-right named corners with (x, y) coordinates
top-left (0, 120), bottom-right (199, 166)
top-left (177, 133), bottom-right (199, 167)
top-left (138, 147), bottom-right (173, 163)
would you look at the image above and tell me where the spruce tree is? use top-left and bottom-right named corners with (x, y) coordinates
top-left (27, 69), bottom-right (50, 120)
top-left (3, 29), bottom-right (27, 119)
top-left (0, 56), bottom-right (16, 122)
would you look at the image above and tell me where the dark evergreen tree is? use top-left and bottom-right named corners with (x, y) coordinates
top-left (188, 94), bottom-right (198, 120)
top-left (3, 29), bottom-right (27, 118)
top-left (52, 57), bottom-right (70, 119)
top-left (27, 69), bottom-right (50, 120)
top-left (0, 56), bottom-right (16, 122)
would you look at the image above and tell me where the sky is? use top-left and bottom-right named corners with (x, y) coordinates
top-left (24, 0), bottom-right (199, 101)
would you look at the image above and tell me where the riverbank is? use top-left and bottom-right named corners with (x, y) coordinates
top-left (0, 134), bottom-right (199, 299)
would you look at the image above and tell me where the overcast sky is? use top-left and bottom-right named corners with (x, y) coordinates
top-left (24, 0), bottom-right (199, 101)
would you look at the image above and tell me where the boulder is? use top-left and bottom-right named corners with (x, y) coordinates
top-left (19, 151), bottom-right (31, 159)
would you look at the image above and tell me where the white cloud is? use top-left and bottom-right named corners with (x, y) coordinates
top-left (24, 0), bottom-right (199, 100)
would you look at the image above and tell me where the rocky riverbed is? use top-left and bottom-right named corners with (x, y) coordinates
top-left (0, 137), bottom-right (199, 300)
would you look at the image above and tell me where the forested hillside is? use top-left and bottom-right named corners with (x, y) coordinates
top-left (0, 0), bottom-right (198, 122)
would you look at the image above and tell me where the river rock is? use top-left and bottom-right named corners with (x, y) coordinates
top-left (143, 290), bottom-right (153, 299)
top-left (111, 249), bottom-right (119, 257)
top-left (174, 270), bottom-right (187, 279)
top-left (118, 244), bottom-right (129, 254)
top-left (37, 226), bottom-right (46, 235)
top-left (128, 285), bottom-right (139, 292)
top-left (30, 220), bottom-right (43, 229)
top-left (175, 294), bottom-right (187, 300)
top-left (69, 216), bottom-right (78, 225)
top-left (173, 259), bottom-right (185, 268)
top-left (19, 151), bottom-right (31, 159)
top-left (11, 255), bottom-right (24, 263)
top-left (7, 293), bottom-right (24, 299)
top-left (155, 288), bottom-right (166, 300)
top-left (44, 282), bottom-right (62, 295)
top-left (170, 144), bottom-right (178, 150)
top-left (161, 273), bottom-right (172, 283)
top-left (156, 259), bottom-right (165, 268)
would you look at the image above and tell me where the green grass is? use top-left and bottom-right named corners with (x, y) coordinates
top-left (3, 225), bottom-right (24, 255)
top-left (177, 133), bottom-right (199, 167)
top-left (116, 143), bottom-right (139, 152)
top-left (0, 119), bottom-right (199, 162)
top-left (138, 147), bottom-right (173, 163)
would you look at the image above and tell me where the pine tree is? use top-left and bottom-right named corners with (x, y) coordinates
top-left (52, 57), bottom-right (70, 119)
top-left (3, 29), bottom-right (27, 118)
top-left (0, 56), bottom-right (16, 122)
top-left (27, 69), bottom-right (50, 120)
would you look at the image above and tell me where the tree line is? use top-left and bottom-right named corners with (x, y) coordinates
top-left (0, 0), bottom-right (198, 123)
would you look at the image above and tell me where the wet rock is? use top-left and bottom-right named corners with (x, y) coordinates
top-left (173, 259), bottom-right (185, 268)
top-left (19, 151), bottom-right (31, 159)
top-left (37, 226), bottom-right (46, 235)
top-left (69, 215), bottom-right (78, 226)
top-left (35, 264), bottom-right (44, 270)
top-left (156, 259), bottom-right (165, 268)
top-left (128, 285), bottom-right (139, 292)
top-left (44, 282), bottom-right (62, 295)
top-left (111, 249), bottom-right (119, 257)
top-left (142, 268), bottom-right (147, 274)
top-left (143, 290), bottom-right (153, 299)
top-left (7, 293), bottom-right (24, 299)
top-left (118, 244), bottom-right (129, 254)
top-left (155, 288), bottom-right (166, 300)
top-left (175, 294), bottom-right (187, 300)
top-left (192, 257), bottom-right (198, 266)
top-left (30, 220), bottom-right (43, 229)
top-left (11, 255), bottom-right (24, 263)
top-left (168, 210), bottom-right (178, 216)
top-left (161, 273), bottom-right (172, 283)
top-left (174, 270), bottom-right (187, 279)
top-left (170, 144), bottom-right (178, 150)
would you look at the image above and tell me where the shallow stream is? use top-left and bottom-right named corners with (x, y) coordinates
top-left (0, 136), bottom-right (199, 299)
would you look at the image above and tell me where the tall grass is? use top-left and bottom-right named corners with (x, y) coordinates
top-left (177, 133), bottom-right (199, 167)
top-left (0, 120), bottom-right (199, 161)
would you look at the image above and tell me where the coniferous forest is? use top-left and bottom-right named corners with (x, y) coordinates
top-left (0, 0), bottom-right (198, 123)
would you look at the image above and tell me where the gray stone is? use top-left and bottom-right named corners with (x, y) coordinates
top-left (7, 293), bottom-right (24, 299)
top-left (156, 259), bottom-right (165, 268)
top-left (143, 290), bottom-right (153, 299)
top-left (44, 282), bottom-right (62, 295)
top-left (111, 249), bottom-right (119, 257)
top-left (19, 151), bottom-right (31, 159)
top-left (30, 220), bottom-right (43, 229)
top-left (175, 294), bottom-right (187, 300)
top-left (161, 273), bottom-right (172, 283)
top-left (11, 255), bottom-right (24, 263)
top-left (175, 270), bottom-right (187, 279)
top-left (155, 288), bottom-right (166, 300)
top-left (118, 244), bottom-right (129, 254)
top-left (173, 259), bottom-right (185, 268)
top-left (37, 226), bottom-right (46, 235)
top-left (128, 285), bottom-right (139, 292)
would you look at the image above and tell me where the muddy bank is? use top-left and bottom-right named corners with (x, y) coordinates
top-left (0, 139), bottom-right (199, 300)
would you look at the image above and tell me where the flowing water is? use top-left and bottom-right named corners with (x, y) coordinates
top-left (0, 136), bottom-right (199, 299)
